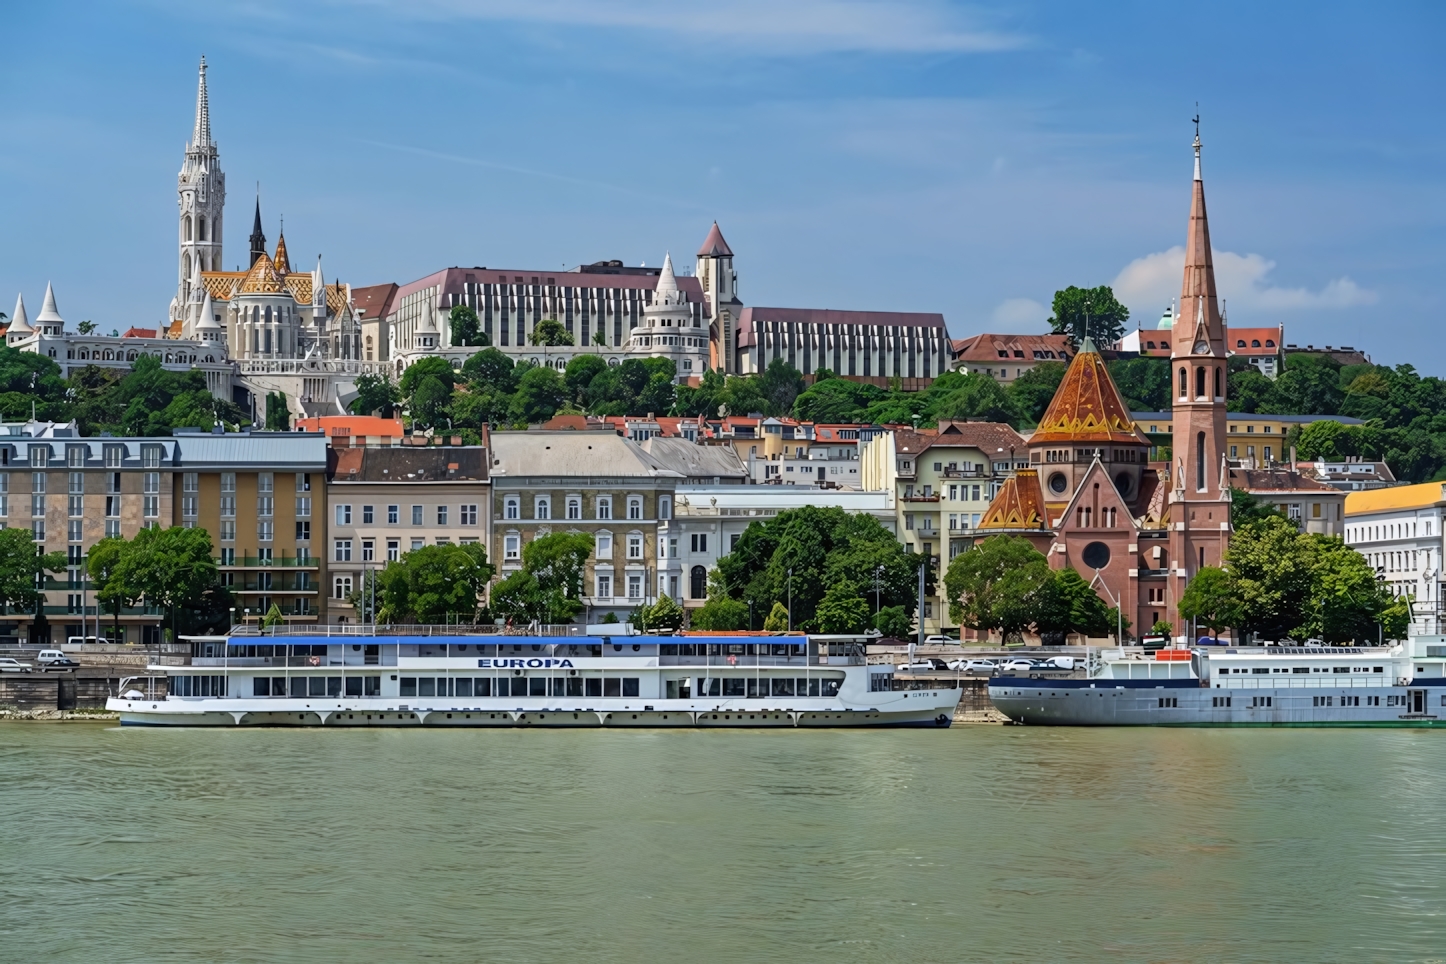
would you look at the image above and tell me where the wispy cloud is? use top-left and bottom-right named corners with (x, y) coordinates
top-left (1112, 246), bottom-right (1378, 320)
top-left (989, 297), bottom-right (1048, 332)
top-left (336, 0), bottom-right (1028, 54)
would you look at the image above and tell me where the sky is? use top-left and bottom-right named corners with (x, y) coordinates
top-left (1, 1), bottom-right (1442, 368)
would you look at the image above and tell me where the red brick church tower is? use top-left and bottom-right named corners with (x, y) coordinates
top-left (1167, 125), bottom-right (1231, 633)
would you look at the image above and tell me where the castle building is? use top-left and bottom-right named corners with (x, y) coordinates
top-left (969, 129), bottom-right (1235, 640)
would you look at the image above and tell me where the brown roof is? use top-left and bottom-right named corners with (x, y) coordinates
top-left (893, 430), bottom-right (938, 456)
top-left (330, 446), bottom-right (488, 483)
top-left (951, 333), bottom-right (1074, 364)
top-left (121, 327), bottom-right (158, 339)
top-left (1228, 327), bottom-right (1283, 356)
top-left (1230, 468), bottom-right (1336, 494)
top-left (1028, 345), bottom-right (1149, 446)
top-left (352, 282), bottom-right (398, 321)
top-left (931, 420), bottom-right (1027, 454)
top-left (697, 221), bottom-right (734, 257)
top-left (977, 468), bottom-right (1049, 531)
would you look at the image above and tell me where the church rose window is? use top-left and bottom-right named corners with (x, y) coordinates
top-left (1081, 542), bottom-right (1111, 570)
top-left (1048, 473), bottom-right (1068, 494)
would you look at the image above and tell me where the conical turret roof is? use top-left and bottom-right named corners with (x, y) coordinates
top-left (1029, 340), bottom-right (1149, 445)
top-left (35, 282), bottom-right (63, 326)
top-left (696, 221), bottom-right (733, 258)
top-left (197, 287), bottom-right (221, 329)
top-left (1174, 131), bottom-right (1225, 357)
top-left (976, 468), bottom-right (1050, 532)
top-left (273, 234), bottom-right (291, 275)
top-left (8, 293), bottom-right (31, 334)
top-left (655, 252), bottom-right (679, 303)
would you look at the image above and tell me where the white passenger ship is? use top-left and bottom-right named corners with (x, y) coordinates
top-left (109, 630), bottom-right (961, 728)
top-left (990, 634), bottom-right (1446, 726)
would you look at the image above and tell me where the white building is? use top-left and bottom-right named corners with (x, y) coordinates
top-left (1345, 481), bottom-right (1446, 635)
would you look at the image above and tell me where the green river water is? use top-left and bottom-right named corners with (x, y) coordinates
top-left (2, 724), bottom-right (1444, 963)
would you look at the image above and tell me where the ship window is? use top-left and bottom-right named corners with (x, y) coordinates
top-left (723, 678), bottom-right (746, 696)
top-left (400, 677), bottom-right (417, 697)
top-left (345, 677), bottom-right (363, 697)
top-left (418, 678), bottom-right (435, 697)
top-left (586, 678), bottom-right (603, 697)
top-left (604, 678), bottom-right (621, 697)
top-left (622, 678), bottom-right (639, 697)
top-left (1252, 667), bottom-right (1270, 674)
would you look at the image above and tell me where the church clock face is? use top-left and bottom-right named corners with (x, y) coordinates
top-left (1193, 340), bottom-right (1209, 354)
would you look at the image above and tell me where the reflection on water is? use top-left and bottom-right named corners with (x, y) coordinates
top-left (2, 725), bottom-right (1445, 963)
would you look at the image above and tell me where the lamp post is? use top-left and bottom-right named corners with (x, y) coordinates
top-left (787, 568), bottom-right (793, 632)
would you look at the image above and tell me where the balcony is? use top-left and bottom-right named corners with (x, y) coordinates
top-left (941, 467), bottom-right (988, 478)
top-left (902, 493), bottom-right (941, 503)
top-left (217, 556), bottom-right (320, 569)
top-left (229, 581), bottom-right (320, 594)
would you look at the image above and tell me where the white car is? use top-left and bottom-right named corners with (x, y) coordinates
top-left (997, 658), bottom-right (1038, 675)
top-left (923, 635), bottom-right (953, 646)
top-left (1036, 656), bottom-right (1077, 672)
top-left (0, 658), bottom-right (34, 673)
top-left (948, 658), bottom-right (997, 675)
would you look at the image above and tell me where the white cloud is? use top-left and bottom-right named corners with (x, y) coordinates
top-left (990, 297), bottom-right (1048, 332)
top-left (1112, 246), bottom-right (1378, 321)
top-left (340, 0), bottom-right (1027, 54)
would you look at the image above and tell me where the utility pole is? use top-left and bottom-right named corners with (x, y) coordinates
top-left (787, 568), bottom-right (793, 632)
top-left (917, 560), bottom-right (926, 650)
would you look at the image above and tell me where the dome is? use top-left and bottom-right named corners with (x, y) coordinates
top-left (1156, 304), bottom-right (1175, 330)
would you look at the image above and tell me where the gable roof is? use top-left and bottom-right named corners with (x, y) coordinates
top-left (1052, 457), bottom-right (1140, 532)
top-left (951, 333), bottom-right (1074, 364)
top-left (697, 221), bottom-right (733, 257)
top-left (931, 420), bottom-right (1027, 453)
top-left (976, 468), bottom-right (1050, 532)
top-left (1028, 343), bottom-right (1150, 445)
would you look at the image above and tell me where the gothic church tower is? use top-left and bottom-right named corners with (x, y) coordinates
top-left (696, 222), bottom-right (741, 374)
top-left (173, 57), bottom-right (225, 323)
top-left (1167, 125), bottom-right (1231, 632)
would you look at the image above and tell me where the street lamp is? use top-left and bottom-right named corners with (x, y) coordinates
top-left (787, 568), bottom-right (793, 632)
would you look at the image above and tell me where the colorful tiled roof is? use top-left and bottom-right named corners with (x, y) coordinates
top-left (977, 468), bottom-right (1049, 531)
top-left (240, 253), bottom-right (284, 294)
top-left (1028, 341), bottom-right (1150, 445)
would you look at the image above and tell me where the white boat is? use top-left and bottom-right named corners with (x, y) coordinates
top-left (989, 635), bottom-right (1446, 726)
top-left (108, 630), bottom-right (961, 728)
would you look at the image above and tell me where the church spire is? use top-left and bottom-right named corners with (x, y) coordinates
top-left (249, 194), bottom-right (266, 268)
top-left (1174, 121), bottom-right (1224, 356)
top-left (192, 56), bottom-right (212, 148)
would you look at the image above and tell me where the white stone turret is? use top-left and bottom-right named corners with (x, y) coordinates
top-left (175, 56), bottom-right (225, 322)
top-left (34, 282), bottom-right (64, 336)
top-left (7, 293), bottom-right (33, 345)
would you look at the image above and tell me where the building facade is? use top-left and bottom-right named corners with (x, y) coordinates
top-left (1345, 482), bottom-right (1446, 635)
top-left (488, 431), bottom-right (681, 618)
top-left (325, 445), bottom-right (490, 623)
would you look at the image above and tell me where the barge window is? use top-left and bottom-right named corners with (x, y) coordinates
top-left (345, 677), bottom-right (363, 697)
top-left (327, 677), bottom-right (342, 697)
top-left (603, 678), bottom-right (621, 697)
top-left (586, 678), bottom-right (603, 697)
top-left (291, 677), bottom-right (306, 698)
top-left (310, 677), bottom-right (326, 697)
top-left (622, 678), bottom-right (639, 697)
top-left (401, 678), bottom-right (417, 697)
top-left (723, 678), bottom-right (746, 697)
top-left (747, 679), bottom-right (767, 698)
top-left (695, 678), bottom-right (721, 697)
top-left (455, 678), bottom-right (472, 698)
top-left (418, 678), bottom-right (435, 697)
top-left (529, 677), bottom-right (547, 697)
top-left (1251, 668), bottom-right (1270, 674)
top-left (771, 678), bottom-right (795, 697)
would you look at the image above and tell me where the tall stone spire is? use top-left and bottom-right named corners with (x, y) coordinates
top-left (249, 195), bottom-right (266, 268)
top-left (192, 56), bottom-right (212, 149)
top-left (655, 251), bottom-right (680, 305)
top-left (1176, 127), bottom-right (1224, 356)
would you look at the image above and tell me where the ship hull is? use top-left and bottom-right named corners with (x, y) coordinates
top-left (989, 677), bottom-right (1446, 727)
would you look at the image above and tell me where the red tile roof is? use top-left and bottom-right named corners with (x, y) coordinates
top-left (352, 282), bottom-right (398, 321)
top-left (1228, 327), bottom-right (1284, 356)
top-left (951, 333), bottom-right (1074, 364)
top-left (1029, 345), bottom-right (1149, 446)
top-left (697, 221), bottom-right (733, 257)
top-left (121, 327), bottom-right (159, 339)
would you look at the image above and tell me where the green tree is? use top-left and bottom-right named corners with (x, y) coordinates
top-left (814, 580), bottom-right (871, 634)
top-left (399, 356), bottom-right (457, 397)
top-left (593, 328), bottom-right (609, 347)
top-left (1048, 285), bottom-right (1130, 346)
top-left (762, 601), bottom-right (790, 631)
top-left (691, 592), bottom-right (749, 630)
top-left (261, 603), bottom-right (285, 629)
top-left (760, 357), bottom-right (805, 416)
top-left (449, 304), bottom-right (487, 347)
top-left (111, 525), bottom-right (218, 637)
top-left (530, 318), bottom-right (574, 346)
top-left (345, 569), bottom-right (382, 623)
top-left (1227, 366), bottom-right (1280, 414)
top-left (350, 373), bottom-right (401, 416)
top-left (0, 528), bottom-right (66, 615)
top-left (874, 605), bottom-right (911, 639)
top-left (1272, 355), bottom-right (1344, 415)
top-left (1298, 538), bottom-right (1399, 643)
top-left (1007, 362), bottom-right (1066, 424)
top-left (1178, 566), bottom-right (1242, 640)
top-left (1040, 567), bottom-right (1118, 640)
top-left (86, 536), bottom-right (132, 641)
top-left (645, 594), bottom-right (686, 632)
top-left (792, 377), bottom-right (886, 423)
top-left (264, 391), bottom-right (290, 431)
top-left (411, 376), bottom-right (452, 429)
top-left (509, 365), bottom-right (566, 424)
top-left (944, 535), bottom-right (1053, 641)
top-left (77, 320), bottom-right (97, 335)
top-left (489, 532), bottom-right (593, 626)
top-left (934, 374), bottom-right (1017, 424)
top-left (1231, 489), bottom-right (1286, 528)
top-left (462, 347), bottom-right (517, 392)
top-left (564, 354), bottom-right (609, 404)
top-left (1107, 357), bottom-right (1172, 412)
top-left (0, 346), bottom-right (68, 421)
top-left (377, 542), bottom-right (495, 624)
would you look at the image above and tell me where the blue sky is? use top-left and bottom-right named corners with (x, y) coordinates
top-left (2, 1), bottom-right (1442, 367)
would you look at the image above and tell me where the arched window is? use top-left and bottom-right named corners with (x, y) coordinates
top-left (1265, 339), bottom-right (1275, 348)
top-left (1196, 431), bottom-right (1206, 491)
top-left (690, 565), bottom-right (707, 600)
top-left (182, 252), bottom-right (191, 282)
top-left (1214, 367), bottom-right (1222, 398)
top-left (1251, 339), bottom-right (1260, 348)
top-left (1178, 367), bottom-right (1187, 397)
top-left (183, 216), bottom-right (192, 242)
top-left (264, 306), bottom-right (272, 324)
top-left (1195, 366), bottom-right (1206, 398)
top-left (197, 216), bottom-right (206, 242)
top-left (1236, 339), bottom-right (1246, 348)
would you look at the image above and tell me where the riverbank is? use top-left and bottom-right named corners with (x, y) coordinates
top-left (0, 708), bottom-right (118, 722)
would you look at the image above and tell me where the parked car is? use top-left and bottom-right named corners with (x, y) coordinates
top-left (0, 658), bottom-right (34, 673)
top-left (1036, 656), bottom-right (1077, 671)
top-left (36, 649), bottom-right (69, 664)
top-left (997, 658), bottom-right (1038, 675)
top-left (948, 658), bottom-right (998, 675)
top-left (39, 656), bottom-right (80, 671)
top-left (923, 635), bottom-right (954, 647)
top-left (895, 659), bottom-right (948, 673)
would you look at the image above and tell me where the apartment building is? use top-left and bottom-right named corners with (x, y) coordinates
top-left (0, 426), bottom-right (327, 645)
top-left (1133, 411), bottom-right (1365, 465)
top-left (1345, 482), bottom-right (1446, 635)
top-left (861, 420), bottom-right (1027, 635)
top-left (325, 445), bottom-right (490, 623)
top-left (489, 431), bottom-right (681, 618)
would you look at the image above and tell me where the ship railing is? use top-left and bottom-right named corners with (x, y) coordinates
top-left (1214, 676), bottom-right (1412, 689)
top-left (226, 623), bottom-right (584, 638)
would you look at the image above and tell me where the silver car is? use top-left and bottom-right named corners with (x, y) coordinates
top-left (0, 658), bottom-right (34, 673)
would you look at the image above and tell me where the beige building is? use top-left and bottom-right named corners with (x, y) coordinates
top-left (861, 420), bottom-right (1027, 635)
top-left (1229, 467), bottom-right (1345, 537)
top-left (0, 426), bottom-right (328, 646)
top-left (488, 431), bottom-right (681, 617)
top-left (325, 445), bottom-right (490, 623)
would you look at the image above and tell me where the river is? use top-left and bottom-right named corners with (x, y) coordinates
top-left (2, 724), bottom-right (1444, 963)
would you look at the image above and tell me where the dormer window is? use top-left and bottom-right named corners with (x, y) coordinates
top-left (1251, 339), bottom-right (1261, 348)
top-left (997, 350), bottom-right (1008, 358)
top-left (1236, 340), bottom-right (1246, 347)
top-left (1265, 339), bottom-right (1275, 347)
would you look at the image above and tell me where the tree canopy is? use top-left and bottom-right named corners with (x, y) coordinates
top-left (449, 304), bottom-right (487, 347)
top-left (378, 541), bottom-right (495, 624)
top-left (0, 528), bottom-right (66, 615)
top-left (1047, 285), bottom-right (1130, 346)
top-left (109, 525), bottom-right (220, 637)
top-left (489, 532), bottom-right (594, 626)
